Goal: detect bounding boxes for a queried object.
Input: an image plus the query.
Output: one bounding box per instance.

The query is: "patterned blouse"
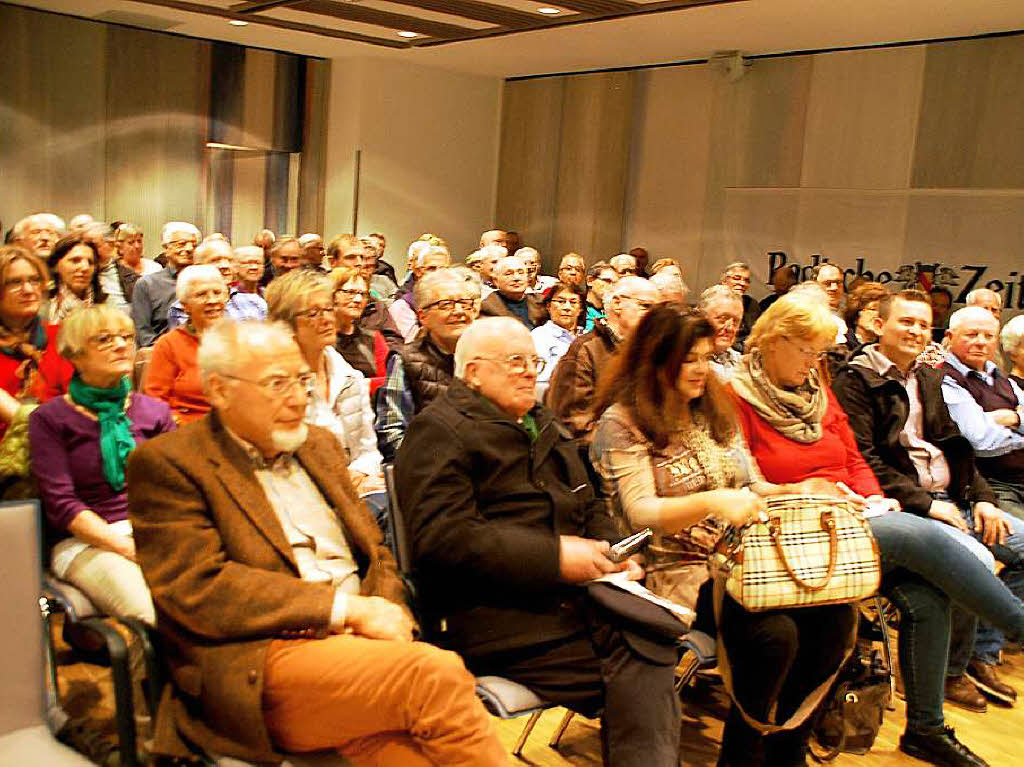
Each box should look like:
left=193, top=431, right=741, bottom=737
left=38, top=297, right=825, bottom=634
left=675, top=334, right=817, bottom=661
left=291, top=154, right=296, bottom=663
left=591, top=402, right=760, bottom=611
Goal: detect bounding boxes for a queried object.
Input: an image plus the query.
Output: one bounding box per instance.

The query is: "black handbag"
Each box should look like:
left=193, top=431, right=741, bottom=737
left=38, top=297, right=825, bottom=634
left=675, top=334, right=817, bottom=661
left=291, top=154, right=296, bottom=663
left=811, top=650, right=892, bottom=762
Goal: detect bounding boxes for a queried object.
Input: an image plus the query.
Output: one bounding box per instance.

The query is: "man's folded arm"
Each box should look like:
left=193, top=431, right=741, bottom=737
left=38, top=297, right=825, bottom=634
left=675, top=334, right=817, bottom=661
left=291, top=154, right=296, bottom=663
left=127, top=444, right=336, bottom=641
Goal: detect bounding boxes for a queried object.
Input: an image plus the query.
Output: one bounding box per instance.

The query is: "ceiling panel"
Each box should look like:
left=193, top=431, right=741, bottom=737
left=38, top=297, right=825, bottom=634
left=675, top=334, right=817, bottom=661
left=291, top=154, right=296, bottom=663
left=359, top=1, right=497, bottom=31
left=6, top=0, right=1024, bottom=78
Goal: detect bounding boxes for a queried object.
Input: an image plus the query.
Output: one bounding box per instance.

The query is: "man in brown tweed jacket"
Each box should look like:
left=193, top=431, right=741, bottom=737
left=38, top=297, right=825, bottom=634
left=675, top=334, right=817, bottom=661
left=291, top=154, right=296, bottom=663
left=127, top=319, right=505, bottom=766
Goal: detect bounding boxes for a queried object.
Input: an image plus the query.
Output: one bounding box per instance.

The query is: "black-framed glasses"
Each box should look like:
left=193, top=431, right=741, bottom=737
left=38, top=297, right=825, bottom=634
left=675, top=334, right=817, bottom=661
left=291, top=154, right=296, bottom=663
left=424, top=298, right=476, bottom=312
left=220, top=372, right=316, bottom=397
left=550, top=297, right=582, bottom=308
left=472, top=354, right=545, bottom=375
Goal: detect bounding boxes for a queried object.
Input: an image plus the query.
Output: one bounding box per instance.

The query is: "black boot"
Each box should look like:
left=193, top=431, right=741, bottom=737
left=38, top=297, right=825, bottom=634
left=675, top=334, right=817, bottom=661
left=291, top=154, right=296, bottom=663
left=899, top=725, right=988, bottom=767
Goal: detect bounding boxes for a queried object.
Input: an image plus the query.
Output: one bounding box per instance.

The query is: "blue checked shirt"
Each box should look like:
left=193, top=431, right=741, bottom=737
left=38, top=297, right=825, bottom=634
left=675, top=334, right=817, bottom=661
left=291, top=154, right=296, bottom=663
left=167, top=287, right=267, bottom=330
left=374, top=354, right=415, bottom=461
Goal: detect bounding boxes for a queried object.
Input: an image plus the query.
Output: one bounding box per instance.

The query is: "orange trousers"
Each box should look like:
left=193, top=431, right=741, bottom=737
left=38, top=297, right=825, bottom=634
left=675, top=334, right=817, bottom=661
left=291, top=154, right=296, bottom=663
left=263, top=635, right=508, bottom=766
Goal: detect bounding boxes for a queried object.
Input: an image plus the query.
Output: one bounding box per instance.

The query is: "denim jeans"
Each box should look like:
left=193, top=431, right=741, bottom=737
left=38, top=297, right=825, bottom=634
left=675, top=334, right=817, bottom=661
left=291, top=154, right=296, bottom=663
left=867, top=512, right=1024, bottom=729
left=927, top=505, right=1024, bottom=671
left=361, top=491, right=392, bottom=551
left=988, top=477, right=1024, bottom=522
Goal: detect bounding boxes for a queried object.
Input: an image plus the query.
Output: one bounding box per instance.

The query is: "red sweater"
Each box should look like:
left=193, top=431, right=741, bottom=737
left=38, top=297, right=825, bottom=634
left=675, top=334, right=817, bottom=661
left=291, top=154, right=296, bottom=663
left=729, top=385, right=882, bottom=497
left=0, top=324, right=73, bottom=437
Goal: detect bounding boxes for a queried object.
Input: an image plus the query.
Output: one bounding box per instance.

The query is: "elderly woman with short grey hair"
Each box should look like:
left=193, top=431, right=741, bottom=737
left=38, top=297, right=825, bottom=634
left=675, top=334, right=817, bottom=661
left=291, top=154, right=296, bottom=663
left=143, top=264, right=226, bottom=423
left=266, top=269, right=390, bottom=539
left=30, top=305, right=175, bottom=624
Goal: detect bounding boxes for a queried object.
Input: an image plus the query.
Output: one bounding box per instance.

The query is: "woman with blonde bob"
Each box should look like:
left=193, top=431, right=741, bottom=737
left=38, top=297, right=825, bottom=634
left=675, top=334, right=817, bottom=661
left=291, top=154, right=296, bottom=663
left=266, top=269, right=390, bottom=540
left=730, top=295, right=1024, bottom=766
left=29, top=305, right=175, bottom=624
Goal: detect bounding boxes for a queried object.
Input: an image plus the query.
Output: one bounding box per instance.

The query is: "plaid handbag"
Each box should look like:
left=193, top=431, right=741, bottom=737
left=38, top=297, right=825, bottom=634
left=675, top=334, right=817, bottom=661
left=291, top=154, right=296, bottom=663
left=709, top=494, right=880, bottom=611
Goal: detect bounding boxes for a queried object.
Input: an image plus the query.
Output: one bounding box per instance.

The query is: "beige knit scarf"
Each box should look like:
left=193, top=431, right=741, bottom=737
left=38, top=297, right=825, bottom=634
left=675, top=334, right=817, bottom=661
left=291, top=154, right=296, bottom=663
left=730, top=350, right=828, bottom=444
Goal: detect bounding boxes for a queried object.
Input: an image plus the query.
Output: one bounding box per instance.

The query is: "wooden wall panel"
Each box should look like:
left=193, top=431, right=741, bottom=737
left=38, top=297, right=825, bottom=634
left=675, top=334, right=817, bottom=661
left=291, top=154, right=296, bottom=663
left=0, top=5, right=107, bottom=226
left=801, top=47, right=925, bottom=190
left=494, top=78, right=565, bottom=269
left=701, top=55, right=813, bottom=276
left=298, top=58, right=330, bottom=237
left=242, top=49, right=278, bottom=151
left=913, top=36, right=1024, bottom=189
left=104, top=26, right=210, bottom=260
left=551, top=71, right=635, bottom=262
left=623, top=66, right=714, bottom=285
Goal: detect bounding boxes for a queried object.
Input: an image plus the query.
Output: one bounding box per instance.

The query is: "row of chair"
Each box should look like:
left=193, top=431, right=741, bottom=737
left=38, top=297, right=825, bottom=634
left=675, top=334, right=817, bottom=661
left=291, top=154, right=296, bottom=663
left=8, top=469, right=897, bottom=766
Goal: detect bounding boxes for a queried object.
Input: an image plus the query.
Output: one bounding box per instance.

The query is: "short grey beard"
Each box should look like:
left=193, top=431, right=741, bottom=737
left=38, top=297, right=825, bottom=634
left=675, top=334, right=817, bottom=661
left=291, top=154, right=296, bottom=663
left=271, top=423, right=308, bottom=453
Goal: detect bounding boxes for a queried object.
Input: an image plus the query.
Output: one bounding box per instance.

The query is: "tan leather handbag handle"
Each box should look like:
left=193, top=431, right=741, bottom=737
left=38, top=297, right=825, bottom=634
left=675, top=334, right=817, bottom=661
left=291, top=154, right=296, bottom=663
left=766, top=511, right=838, bottom=591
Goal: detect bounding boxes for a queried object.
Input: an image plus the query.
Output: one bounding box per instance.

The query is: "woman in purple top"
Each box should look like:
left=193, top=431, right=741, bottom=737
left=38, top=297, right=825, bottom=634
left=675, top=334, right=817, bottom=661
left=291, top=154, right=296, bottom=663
left=29, top=305, right=175, bottom=625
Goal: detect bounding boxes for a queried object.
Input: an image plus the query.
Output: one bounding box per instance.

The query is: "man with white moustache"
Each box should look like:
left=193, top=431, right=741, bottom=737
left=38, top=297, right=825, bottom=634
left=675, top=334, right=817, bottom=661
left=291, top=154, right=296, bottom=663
left=127, top=320, right=506, bottom=766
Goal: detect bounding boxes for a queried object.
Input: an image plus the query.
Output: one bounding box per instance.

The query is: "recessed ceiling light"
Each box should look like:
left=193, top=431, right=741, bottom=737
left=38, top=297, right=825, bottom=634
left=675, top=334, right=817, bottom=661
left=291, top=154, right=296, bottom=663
left=397, top=30, right=418, bottom=38
left=229, top=19, right=248, bottom=26
left=537, top=6, right=561, bottom=14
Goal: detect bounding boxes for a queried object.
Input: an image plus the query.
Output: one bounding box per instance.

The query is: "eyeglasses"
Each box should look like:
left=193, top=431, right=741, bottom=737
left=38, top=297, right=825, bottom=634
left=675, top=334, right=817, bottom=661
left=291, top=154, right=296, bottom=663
left=783, top=336, right=828, bottom=361
left=550, top=297, right=582, bottom=308
left=220, top=372, right=316, bottom=397
left=335, top=288, right=369, bottom=300
left=89, top=331, right=136, bottom=350
left=472, top=354, right=545, bottom=375
left=295, top=305, right=335, bottom=321
left=424, top=298, right=476, bottom=313
left=3, top=275, right=43, bottom=292
left=166, top=240, right=196, bottom=250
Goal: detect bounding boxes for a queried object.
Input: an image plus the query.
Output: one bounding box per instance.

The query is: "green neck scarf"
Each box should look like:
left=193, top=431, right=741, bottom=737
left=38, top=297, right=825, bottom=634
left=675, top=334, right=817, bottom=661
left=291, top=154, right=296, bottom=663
left=69, top=374, right=136, bottom=491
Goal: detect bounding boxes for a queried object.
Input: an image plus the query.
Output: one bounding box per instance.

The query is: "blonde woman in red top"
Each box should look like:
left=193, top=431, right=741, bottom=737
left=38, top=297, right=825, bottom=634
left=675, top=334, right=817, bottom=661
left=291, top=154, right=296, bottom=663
left=730, top=294, right=1024, bottom=767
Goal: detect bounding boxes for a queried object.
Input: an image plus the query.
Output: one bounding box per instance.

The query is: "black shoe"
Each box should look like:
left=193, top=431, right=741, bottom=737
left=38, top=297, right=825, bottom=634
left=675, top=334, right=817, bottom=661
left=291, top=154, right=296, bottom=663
left=900, top=725, right=988, bottom=767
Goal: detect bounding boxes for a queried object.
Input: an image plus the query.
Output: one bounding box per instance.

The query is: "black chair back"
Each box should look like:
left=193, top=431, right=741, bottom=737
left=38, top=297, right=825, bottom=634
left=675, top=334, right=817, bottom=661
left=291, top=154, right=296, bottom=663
left=382, top=464, right=412, bottom=575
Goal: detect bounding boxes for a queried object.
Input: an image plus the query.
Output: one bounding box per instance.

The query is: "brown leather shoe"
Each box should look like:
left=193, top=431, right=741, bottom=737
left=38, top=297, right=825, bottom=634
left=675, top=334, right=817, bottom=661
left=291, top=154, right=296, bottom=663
left=966, top=660, right=1018, bottom=705
left=945, top=675, right=987, bottom=713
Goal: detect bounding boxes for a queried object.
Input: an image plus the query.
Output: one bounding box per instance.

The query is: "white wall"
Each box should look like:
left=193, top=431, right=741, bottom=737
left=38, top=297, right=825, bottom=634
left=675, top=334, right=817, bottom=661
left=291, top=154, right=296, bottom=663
left=323, top=57, right=503, bottom=275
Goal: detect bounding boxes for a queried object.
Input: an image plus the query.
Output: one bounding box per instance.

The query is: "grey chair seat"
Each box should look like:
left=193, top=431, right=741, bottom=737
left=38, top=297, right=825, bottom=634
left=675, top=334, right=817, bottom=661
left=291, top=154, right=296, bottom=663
left=474, top=676, right=549, bottom=718
left=0, top=724, right=95, bottom=766
left=43, top=576, right=100, bottom=621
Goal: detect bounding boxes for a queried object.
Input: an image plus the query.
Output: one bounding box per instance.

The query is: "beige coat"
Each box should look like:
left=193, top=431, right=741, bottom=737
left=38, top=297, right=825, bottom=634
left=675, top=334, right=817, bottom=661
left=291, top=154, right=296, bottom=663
left=126, top=412, right=407, bottom=762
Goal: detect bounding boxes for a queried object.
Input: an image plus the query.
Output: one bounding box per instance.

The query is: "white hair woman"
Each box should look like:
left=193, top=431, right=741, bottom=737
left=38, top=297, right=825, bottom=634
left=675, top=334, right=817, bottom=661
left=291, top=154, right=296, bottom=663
left=266, top=269, right=390, bottom=541
left=1001, top=315, right=1024, bottom=388
left=143, top=264, right=226, bottom=423
left=29, top=305, right=175, bottom=624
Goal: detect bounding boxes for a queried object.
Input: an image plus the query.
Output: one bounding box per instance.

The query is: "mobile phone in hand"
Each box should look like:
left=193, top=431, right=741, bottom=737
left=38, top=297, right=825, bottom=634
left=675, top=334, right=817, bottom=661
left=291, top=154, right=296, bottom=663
left=608, top=528, right=653, bottom=563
